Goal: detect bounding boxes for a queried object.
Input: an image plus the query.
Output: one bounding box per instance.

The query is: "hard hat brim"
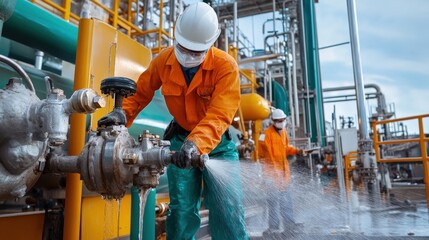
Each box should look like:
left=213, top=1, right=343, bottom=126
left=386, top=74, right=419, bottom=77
left=175, top=27, right=220, bottom=52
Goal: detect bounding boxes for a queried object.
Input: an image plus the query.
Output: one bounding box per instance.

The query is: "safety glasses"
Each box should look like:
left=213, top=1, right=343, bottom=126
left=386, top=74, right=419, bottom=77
left=174, top=40, right=207, bottom=58
left=273, top=118, right=286, bottom=123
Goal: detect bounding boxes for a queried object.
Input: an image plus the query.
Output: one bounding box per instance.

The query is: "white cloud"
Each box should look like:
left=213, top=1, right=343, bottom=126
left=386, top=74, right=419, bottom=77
left=317, top=0, right=429, bottom=135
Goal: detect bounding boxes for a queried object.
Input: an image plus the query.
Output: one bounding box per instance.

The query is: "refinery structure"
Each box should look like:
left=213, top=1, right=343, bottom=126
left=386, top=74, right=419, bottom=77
left=0, top=0, right=428, bottom=239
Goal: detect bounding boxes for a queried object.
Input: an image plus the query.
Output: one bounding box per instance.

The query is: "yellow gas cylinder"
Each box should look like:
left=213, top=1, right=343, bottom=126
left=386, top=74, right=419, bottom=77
left=240, top=93, right=271, bottom=121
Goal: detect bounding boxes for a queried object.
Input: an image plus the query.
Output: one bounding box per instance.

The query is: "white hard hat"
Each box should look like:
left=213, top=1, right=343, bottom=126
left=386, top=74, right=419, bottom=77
left=271, top=108, right=287, bottom=120
left=174, top=2, right=221, bottom=51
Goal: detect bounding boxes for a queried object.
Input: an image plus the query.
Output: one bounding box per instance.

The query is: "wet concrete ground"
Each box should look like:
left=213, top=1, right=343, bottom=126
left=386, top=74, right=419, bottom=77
left=242, top=165, right=429, bottom=239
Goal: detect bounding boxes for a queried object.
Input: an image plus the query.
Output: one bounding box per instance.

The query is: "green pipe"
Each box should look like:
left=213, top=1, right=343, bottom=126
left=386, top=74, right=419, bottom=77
left=2, top=0, right=77, bottom=63
left=272, top=80, right=289, bottom=116
left=131, top=187, right=157, bottom=240
left=0, top=58, right=73, bottom=98
left=0, top=0, right=16, bottom=21
left=302, top=0, right=325, bottom=146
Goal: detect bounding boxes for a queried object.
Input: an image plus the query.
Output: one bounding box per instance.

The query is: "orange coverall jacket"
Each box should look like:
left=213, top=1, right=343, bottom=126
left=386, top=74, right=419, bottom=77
left=123, top=46, right=240, bottom=154
left=260, top=125, right=299, bottom=187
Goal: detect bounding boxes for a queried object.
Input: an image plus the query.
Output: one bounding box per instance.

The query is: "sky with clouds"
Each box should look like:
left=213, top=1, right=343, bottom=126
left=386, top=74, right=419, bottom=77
left=183, top=0, right=429, bottom=134
left=235, top=0, right=429, bottom=134
left=315, top=0, right=429, bottom=134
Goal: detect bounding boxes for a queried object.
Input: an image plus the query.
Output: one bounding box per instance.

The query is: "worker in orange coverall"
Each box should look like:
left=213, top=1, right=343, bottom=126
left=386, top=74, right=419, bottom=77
left=259, top=108, right=304, bottom=235
left=99, top=2, right=248, bottom=239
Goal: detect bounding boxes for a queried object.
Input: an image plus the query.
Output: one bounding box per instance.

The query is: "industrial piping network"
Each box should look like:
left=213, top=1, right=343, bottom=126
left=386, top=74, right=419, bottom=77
left=0, top=56, right=205, bottom=201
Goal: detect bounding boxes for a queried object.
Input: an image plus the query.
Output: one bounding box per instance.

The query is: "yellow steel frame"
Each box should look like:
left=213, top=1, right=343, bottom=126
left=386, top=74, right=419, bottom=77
left=30, top=0, right=172, bottom=53
left=344, top=151, right=357, bottom=199
left=64, top=18, right=151, bottom=239
left=372, top=113, right=429, bottom=208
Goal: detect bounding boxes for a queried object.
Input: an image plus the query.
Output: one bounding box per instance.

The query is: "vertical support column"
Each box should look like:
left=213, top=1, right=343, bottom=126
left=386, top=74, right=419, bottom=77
left=252, top=120, right=262, bottom=161
left=63, top=18, right=94, bottom=240
left=346, top=0, right=380, bottom=200
left=301, top=0, right=325, bottom=146
left=418, top=118, right=429, bottom=208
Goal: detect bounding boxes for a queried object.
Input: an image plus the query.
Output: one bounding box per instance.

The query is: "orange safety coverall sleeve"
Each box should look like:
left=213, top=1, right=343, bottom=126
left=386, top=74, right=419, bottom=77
left=123, top=47, right=240, bottom=154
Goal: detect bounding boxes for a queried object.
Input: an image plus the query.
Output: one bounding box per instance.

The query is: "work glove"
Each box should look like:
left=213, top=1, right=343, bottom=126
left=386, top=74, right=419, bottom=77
left=174, top=140, right=199, bottom=169
left=98, top=108, right=127, bottom=127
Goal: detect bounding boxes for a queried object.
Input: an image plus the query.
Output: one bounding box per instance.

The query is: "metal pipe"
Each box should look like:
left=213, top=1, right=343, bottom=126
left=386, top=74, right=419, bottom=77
left=46, top=155, right=80, bottom=173
left=34, top=50, right=44, bottom=70
left=0, top=54, right=35, bottom=92
left=347, top=0, right=380, bottom=201
left=323, top=83, right=387, bottom=117
left=272, top=0, right=276, bottom=34
left=272, top=0, right=278, bottom=53
left=263, top=61, right=268, bottom=100
left=3, top=0, right=78, bottom=63
left=268, top=70, right=273, bottom=103
left=224, top=20, right=229, bottom=52
left=291, top=26, right=299, bottom=128
left=299, top=0, right=311, bottom=138
left=347, top=0, right=369, bottom=140
left=263, top=30, right=300, bottom=129
left=233, top=2, right=237, bottom=49
left=238, top=53, right=278, bottom=64
left=287, top=55, right=295, bottom=138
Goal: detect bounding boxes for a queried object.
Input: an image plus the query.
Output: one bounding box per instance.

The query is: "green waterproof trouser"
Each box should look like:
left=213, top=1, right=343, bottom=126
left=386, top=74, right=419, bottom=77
left=165, top=131, right=248, bottom=240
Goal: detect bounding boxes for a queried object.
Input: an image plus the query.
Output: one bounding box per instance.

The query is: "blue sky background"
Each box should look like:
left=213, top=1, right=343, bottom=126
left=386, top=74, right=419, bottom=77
left=315, top=0, right=429, bottom=134
left=184, top=0, right=429, bottom=134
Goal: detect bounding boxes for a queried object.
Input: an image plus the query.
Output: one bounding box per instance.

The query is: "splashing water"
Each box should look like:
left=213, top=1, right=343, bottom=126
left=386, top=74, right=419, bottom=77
left=117, top=199, right=121, bottom=239
left=103, top=198, right=115, bottom=240
left=138, top=189, right=150, bottom=240
left=203, top=159, right=429, bottom=239
left=101, top=196, right=122, bottom=240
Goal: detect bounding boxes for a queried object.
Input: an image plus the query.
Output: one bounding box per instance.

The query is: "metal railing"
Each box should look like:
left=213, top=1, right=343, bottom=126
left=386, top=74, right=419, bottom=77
left=30, top=0, right=172, bottom=54
left=373, top=113, right=429, bottom=207
left=344, top=151, right=357, bottom=199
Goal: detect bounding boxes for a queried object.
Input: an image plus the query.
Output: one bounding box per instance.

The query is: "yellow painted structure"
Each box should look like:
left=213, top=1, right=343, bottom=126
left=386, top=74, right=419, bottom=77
left=372, top=113, right=429, bottom=208
left=0, top=211, right=45, bottom=239
left=240, top=93, right=271, bottom=121
left=64, top=18, right=151, bottom=239
left=81, top=195, right=133, bottom=239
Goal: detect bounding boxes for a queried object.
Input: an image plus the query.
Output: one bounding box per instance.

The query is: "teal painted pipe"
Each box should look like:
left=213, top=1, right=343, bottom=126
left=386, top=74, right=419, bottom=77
left=130, top=187, right=157, bottom=240
left=302, top=0, right=325, bottom=146
left=2, top=0, right=77, bottom=63
left=0, top=58, right=73, bottom=98
left=0, top=0, right=16, bottom=36
left=272, top=80, right=289, bottom=115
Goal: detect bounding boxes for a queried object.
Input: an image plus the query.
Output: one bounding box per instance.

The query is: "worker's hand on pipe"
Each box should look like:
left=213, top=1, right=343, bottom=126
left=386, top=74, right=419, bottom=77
left=175, top=140, right=199, bottom=169
left=98, top=108, right=126, bottom=127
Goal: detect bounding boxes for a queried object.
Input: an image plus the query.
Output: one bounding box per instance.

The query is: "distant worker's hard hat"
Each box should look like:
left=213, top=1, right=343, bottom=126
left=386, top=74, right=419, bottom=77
left=174, top=2, right=221, bottom=51
left=271, top=108, right=287, bottom=120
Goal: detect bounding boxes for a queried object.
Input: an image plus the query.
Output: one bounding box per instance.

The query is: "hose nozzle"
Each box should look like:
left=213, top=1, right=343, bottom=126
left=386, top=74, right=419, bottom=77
left=169, top=152, right=208, bottom=170
left=193, top=154, right=208, bottom=170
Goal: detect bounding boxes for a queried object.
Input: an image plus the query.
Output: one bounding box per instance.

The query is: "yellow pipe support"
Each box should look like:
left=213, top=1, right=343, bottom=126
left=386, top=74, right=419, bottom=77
left=418, top=118, right=429, bottom=208
left=377, top=138, right=421, bottom=145
left=373, top=113, right=429, bottom=207
left=63, top=18, right=94, bottom=240
left=376, top=113, right=429, bottom=124
left=239, top=69, right=259, bottom=89
left=113, top=0, right=119, bottom=27
left=63, top=0, right=71, bottom=21
left=252, top=120, right=262, bottom=161
left=377, top=157, right=425, bottom=163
